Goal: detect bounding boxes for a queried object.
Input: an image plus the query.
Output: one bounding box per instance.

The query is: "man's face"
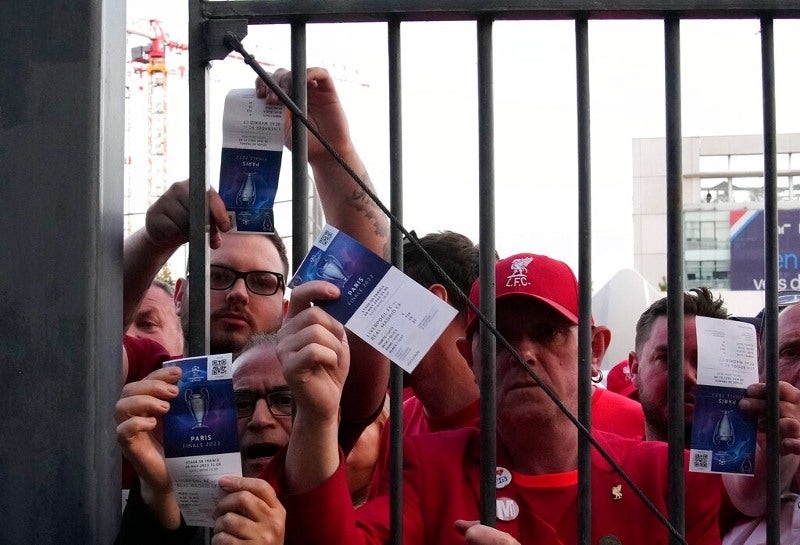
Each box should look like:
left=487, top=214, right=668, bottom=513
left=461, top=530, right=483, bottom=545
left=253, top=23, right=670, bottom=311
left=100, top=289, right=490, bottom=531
left=179, top=234, right=286, bottom=354
left=233, top=343, right=292, bottom=477
left=126, top=285, right=184, bottom=357
left=631, top=315, right=698, bottom=443
left=778, top=303, right=800, bottom=387
left=466, top=298, right=579, bottom=428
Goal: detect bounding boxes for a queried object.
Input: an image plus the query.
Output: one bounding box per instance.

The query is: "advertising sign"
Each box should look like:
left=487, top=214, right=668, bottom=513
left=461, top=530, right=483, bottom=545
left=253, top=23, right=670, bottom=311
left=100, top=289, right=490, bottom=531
left=730, top=209, right=800, bottom=290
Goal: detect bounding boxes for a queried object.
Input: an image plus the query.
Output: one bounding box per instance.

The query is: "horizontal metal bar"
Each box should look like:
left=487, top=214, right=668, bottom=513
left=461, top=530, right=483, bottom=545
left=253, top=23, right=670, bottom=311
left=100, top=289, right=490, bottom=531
left=202, top=0, right=800, bottom=23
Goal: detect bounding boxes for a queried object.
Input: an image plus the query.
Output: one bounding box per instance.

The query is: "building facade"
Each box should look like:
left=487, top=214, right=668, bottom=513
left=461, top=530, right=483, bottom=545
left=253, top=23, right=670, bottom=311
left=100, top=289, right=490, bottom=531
left=633, top=133, right=800, bottom=313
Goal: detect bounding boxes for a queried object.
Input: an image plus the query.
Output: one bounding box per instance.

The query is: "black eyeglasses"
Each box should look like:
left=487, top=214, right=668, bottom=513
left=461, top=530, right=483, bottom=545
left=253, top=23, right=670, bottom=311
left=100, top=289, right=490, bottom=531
left=209, top=265, right=285, bottom=296
left=233, top=389, right=294, bottom=419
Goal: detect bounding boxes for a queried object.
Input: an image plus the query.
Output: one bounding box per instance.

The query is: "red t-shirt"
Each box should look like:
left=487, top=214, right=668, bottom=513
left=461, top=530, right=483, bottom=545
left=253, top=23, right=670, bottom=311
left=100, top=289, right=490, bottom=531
left=592, top=386, right=645, bottom=439
left=121, top=335, right=171, bottom=489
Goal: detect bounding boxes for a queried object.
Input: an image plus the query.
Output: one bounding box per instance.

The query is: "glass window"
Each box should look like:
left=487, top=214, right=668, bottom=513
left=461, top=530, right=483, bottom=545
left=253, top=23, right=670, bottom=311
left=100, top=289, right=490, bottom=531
left=699, top=155, right=729, bottom=172
left=730, top=154, right=764, bottom=171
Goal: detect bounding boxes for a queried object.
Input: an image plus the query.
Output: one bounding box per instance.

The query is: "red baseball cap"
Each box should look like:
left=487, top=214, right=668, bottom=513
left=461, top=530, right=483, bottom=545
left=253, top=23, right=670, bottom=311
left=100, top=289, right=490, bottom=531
left=606, top=359, right=638, bottom=399
left=465, top=253, right=587, bottom=336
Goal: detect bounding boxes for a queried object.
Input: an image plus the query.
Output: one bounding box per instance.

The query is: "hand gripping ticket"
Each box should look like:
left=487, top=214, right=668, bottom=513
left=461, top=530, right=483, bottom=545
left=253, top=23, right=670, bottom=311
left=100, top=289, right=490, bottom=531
left=290, top=224, right=457, bottom=373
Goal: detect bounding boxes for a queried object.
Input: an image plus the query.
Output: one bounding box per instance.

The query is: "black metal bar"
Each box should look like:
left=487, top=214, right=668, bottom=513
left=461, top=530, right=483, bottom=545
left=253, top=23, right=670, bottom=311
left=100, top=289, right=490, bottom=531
left=575, top=13, right=592, bottom=545
left=188, top=0, right=211, bottom=357
left=387, top=17, right=405, bottom=545
left=760, top=17, right=780, bottom=545
left=477, top=15, right=497, bottom=527
left=664, top=15, right=686, bottom=545
left=291, top=24, right=309, bottom=270
left=202, top=0, right=800, bottom=23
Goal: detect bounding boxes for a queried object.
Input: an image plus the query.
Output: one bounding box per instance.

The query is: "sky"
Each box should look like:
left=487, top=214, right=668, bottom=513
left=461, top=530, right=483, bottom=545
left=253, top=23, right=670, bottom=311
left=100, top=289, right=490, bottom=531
left=125, top=3, right=800, bottom=291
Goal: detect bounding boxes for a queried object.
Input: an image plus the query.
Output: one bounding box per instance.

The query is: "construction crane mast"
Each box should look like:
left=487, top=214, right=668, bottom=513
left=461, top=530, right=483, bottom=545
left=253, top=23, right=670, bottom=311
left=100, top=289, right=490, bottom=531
left=127, top=19, right=187, bottom=230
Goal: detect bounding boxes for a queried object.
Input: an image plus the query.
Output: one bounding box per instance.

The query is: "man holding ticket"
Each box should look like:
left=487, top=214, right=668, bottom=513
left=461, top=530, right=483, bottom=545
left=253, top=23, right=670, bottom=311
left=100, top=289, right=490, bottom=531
left=266, top=253, right=722, bottom=545
left=116, top=335, right=288, bottom=543
left=722, top=301, right=800, bottom=543
left=122, top=66, right=389, bottom=446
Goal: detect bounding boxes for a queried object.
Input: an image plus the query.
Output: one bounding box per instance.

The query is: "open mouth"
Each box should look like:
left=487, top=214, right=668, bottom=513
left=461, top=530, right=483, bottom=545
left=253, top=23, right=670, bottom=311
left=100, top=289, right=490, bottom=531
left=243, top=443, right=281, bottom=460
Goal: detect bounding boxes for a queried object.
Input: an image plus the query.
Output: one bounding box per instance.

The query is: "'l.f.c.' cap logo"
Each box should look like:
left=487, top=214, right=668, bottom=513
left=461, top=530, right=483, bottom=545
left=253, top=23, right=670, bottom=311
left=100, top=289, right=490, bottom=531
left=506, top=256, right=533, bottom=288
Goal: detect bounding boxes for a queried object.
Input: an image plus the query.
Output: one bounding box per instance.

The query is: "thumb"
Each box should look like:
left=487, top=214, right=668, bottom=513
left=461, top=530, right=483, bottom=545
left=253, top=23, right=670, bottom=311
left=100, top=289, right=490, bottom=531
left=454, top=519, right=480, bottom=535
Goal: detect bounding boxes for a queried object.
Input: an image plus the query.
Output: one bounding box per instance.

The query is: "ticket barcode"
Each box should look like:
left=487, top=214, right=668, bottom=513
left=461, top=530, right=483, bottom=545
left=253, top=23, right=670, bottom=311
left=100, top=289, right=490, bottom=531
left=689, top=449, right=712, bottom=472
left=210, top=357, right=229, bottom=377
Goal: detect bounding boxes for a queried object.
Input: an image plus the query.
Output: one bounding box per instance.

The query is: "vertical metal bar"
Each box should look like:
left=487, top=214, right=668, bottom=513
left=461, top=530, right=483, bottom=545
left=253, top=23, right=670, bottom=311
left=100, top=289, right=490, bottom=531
left=387, top=17, right=405, bottom=545
left=575, top=14, right=593, bottom=545
left=477, top=15, right=497, bottom=527
left=291, top=23, right=309, bottom=269
left=664, top=15, right=686, bottom=545
left=187, top=0, right=210, bottom=357
left=760, top=17, right=780, bottom=545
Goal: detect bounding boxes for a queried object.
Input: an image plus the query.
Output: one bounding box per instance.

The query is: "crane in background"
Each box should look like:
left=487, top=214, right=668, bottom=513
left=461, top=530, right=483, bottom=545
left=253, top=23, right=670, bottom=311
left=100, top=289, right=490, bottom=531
left=125, top=19, right=187, bottom=235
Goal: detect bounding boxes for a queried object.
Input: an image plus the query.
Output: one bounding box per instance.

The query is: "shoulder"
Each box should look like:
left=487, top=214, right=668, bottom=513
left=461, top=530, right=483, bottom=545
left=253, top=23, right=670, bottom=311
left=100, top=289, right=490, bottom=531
left=404, top=427, right=481, bottom=471
left=123, top=335, right=171, bottom=383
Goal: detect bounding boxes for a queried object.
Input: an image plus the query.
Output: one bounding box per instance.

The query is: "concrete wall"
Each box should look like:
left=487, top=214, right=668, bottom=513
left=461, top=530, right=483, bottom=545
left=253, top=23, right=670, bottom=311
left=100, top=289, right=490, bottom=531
left=0, top=1, right=124, bottom=542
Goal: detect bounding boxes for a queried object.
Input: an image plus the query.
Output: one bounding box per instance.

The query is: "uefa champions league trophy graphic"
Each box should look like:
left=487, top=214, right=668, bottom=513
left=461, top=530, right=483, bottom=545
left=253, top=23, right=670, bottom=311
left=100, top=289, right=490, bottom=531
left=236, top=171, right=256, bottom=206
left=316, top=253, right=351, bottom=289
left=712, top=409, right=735, bottom=465
left=185, top=387, right=211, bottom=429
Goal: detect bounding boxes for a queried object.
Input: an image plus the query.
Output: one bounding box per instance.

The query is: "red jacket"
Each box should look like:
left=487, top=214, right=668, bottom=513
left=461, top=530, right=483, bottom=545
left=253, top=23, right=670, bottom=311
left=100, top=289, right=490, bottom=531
left=266, top=428, right=721, bottom=545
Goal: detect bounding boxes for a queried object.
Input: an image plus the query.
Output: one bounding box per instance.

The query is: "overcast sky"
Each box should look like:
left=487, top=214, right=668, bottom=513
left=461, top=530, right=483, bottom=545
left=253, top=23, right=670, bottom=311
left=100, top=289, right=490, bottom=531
left=126, top=4, right=800, bottom=290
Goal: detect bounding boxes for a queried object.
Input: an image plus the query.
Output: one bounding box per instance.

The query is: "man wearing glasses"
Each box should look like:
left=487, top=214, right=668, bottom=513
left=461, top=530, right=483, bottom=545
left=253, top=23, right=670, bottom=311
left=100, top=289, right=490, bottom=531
left=118, top=66, right=390, bottom=539
left=122, top=66, right=389, bottom=445
left=116, top=333, right=291, bottom=543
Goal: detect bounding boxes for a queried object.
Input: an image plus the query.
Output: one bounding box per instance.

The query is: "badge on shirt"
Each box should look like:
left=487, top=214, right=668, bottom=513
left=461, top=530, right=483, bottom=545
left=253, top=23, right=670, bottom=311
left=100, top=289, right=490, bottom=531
left=496, top=466, right=512, bottom=489
left=496, top=497, right=519, bottom=521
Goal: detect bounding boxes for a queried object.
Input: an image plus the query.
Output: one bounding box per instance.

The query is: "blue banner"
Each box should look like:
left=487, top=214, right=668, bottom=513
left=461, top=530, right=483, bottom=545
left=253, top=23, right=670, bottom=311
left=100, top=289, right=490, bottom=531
left=729, top=209, right=800, bottom=290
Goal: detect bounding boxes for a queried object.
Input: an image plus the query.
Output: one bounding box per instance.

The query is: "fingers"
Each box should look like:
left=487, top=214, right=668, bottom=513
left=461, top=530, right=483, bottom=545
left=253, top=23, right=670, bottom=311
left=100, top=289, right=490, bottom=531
left=116, top=367, right=181, bottom=412
left=208, top=187, right=232, bottom=249
left=455, top=520, right=479, bottom=535
left=454, top=520, right=521, bottom=545
left=217, top=476, right=282, bottom=510
left=255, top=67, right=335, bottom=105
left=782, top=437, right=800, bottom=456
left=284, top=280, right=341, bottom=321
left=779, top=416, right=800, bottom=455
left=212, top=477, right=286, bottom=544
left=255, top=68, right=291, bottom=105
left=145, top=181, right=191, bottom=247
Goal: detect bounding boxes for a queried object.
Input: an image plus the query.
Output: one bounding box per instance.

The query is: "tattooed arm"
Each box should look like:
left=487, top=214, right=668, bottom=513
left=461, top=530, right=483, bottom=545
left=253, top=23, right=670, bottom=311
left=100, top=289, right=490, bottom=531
left=258, top=67, right=390, bottom=451
left=257, top=67, right=389, bottom=259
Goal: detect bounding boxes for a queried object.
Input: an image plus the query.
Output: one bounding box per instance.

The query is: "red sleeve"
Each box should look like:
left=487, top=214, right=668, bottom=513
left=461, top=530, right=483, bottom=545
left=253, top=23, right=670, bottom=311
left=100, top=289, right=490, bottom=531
left=263, top=447, right=382, bottom=545
left=121, top=335, right=172, bottom=489
left=684, top=456, right=723, bottom=545
left=123, top=335, right=170, bottom=383
left=262, top=438, right=430, bottom=545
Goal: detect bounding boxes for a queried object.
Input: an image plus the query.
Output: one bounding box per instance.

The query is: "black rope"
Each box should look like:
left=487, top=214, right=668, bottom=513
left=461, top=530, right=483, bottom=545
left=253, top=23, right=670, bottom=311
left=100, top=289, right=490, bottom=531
left=223, top=32, right=687, bottom=545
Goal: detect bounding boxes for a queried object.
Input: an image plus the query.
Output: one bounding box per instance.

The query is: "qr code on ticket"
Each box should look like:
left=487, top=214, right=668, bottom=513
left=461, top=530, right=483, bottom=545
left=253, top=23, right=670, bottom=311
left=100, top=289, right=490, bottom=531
left=689, top=450, right=712, bottom=472
left=210, top=357, right=229, bottom=377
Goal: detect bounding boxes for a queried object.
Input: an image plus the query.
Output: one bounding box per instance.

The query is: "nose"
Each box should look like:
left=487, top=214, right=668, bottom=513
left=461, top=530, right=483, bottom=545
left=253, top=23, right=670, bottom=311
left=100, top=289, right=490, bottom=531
left=684, top=358, right=698, bottom=387
left=247, top=398, right=278, bottom=430
left=226, top=277, right=250, bottom=304
left=509, top=334, right=537, bottom=366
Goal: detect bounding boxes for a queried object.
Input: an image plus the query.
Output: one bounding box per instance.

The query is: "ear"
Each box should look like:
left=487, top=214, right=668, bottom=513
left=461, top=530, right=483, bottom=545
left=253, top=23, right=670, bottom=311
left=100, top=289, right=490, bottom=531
left=174, top=277, right=187, bottom=316
left=282, top=297, right=289, bottom=317
left=428, top=283, right=449, bottom=303
left=455, top=336, right=473, bottom=368
left=590, top=325, right=611, bottom=372
left=628, top=351, right=640, bottom=385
